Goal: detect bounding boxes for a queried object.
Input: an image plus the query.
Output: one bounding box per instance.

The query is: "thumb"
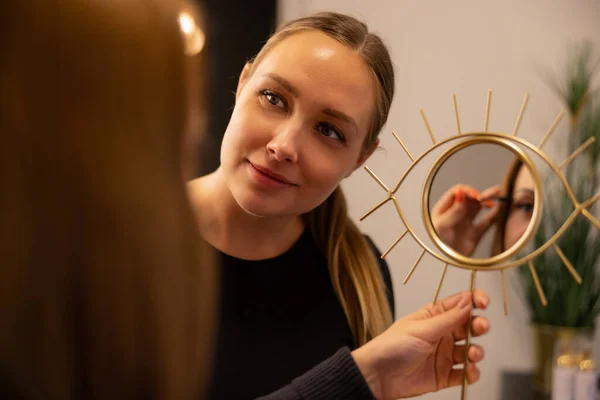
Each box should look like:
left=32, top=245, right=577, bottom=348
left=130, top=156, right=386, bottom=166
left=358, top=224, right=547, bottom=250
left=420, top=299, right=471, bottom=339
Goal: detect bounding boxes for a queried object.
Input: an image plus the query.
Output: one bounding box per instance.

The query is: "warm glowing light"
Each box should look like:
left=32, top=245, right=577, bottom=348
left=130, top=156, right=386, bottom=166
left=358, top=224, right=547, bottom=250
left=178, top=12, right=205, bottom=56
left=179, top=13, right=195, bottom=34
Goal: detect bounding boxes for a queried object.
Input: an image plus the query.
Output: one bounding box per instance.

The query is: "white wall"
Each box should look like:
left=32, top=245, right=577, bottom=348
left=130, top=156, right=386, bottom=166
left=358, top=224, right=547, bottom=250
left=278, top=1, right=600, bottom=399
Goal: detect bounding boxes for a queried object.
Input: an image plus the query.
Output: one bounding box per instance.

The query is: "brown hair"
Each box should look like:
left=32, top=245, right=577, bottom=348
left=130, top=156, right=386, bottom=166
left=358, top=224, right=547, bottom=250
left=491, top=157, right=524, bottom=256
left=0, top=1, right=215, bottom=398
left=247, top=12, right=395, bottom=346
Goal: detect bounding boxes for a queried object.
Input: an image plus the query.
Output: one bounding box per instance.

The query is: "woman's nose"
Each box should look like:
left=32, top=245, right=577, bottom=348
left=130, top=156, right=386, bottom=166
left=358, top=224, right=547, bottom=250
left=265, top=123, right=303, bottom=163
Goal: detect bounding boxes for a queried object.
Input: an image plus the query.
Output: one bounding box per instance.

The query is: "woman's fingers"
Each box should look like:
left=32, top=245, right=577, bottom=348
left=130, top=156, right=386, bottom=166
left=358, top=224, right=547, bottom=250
left=433, top=184, right=479, bottom=216
left=452, top=344, right=485, bottom=364
left=434, top=184, right=500, bottom=215
left=447, top=363, right=481, bottom=387
left=442, top=196, right=473, bottom=227
left=453, top=316, right=491, bottom=341
left=472, top=289, right=490, bottom=310
left=472, top=316, right=491, bottom=337
left=474, top=204, right=501, bottom=237
left=463, top=185, right=481, bottom=201
left=437, top=289, right=489, bottom=312
left=478, top=185, right=502, bottom=202
left=432, top=184, right=462, bottom=215
left=433, top=204, right=468, bottom=237
left=450, top=290, right=491, bottom=340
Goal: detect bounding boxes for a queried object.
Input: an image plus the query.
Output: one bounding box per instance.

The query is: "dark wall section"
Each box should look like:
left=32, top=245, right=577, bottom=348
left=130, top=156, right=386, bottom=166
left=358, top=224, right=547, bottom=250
left=196, top=0, right=278, bottom=176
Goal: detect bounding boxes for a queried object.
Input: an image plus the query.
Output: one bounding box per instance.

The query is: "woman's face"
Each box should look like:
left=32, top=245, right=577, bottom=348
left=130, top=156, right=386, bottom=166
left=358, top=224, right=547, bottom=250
left=503, top=165, right=535, bottom=250
left=219, top=30, right=377, bottom=217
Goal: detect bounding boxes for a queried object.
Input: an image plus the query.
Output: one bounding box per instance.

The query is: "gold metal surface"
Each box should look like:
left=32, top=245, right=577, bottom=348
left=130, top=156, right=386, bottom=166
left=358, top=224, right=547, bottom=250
left=528, top=261, right=548, bottom=306
left=382, top=229, right=408, bottom=259
left=583, top=208, right=600, bottom=229
left=553, top=244, right=582, bottom=284
left=559, top=137, right=596, bottom=169
left=392, top=131, right=415, bottom=161
left=453, top=95, right=462, bottom=135
left=582, top=192, right=600, bottom=208
left=364, top=166, right=390, bottom=192
left=484, top=89, right=492, bottom=132
left=461, top=270, right=477, bottom=400
left=433, top=264, right=448, bottom=304
left=539, top=111, right=565, bottom=149
left=420, top=109, right=437, bottom=144
left=501, top=270, right=508, bottom=316
left=403, top=249, right=426, bottom=284
left=512, top=94, right=529, bottom=136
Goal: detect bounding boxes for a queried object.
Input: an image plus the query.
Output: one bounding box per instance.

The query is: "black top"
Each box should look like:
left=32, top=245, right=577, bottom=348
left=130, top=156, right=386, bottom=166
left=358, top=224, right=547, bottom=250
left=207, top=229, right=394, bottom=399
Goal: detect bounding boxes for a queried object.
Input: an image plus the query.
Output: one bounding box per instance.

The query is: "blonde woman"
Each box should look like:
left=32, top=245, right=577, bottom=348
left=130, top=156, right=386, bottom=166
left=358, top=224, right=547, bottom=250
left=188, top=12, right=490, bottom=399
left=0, top=0, right=215, bottom=398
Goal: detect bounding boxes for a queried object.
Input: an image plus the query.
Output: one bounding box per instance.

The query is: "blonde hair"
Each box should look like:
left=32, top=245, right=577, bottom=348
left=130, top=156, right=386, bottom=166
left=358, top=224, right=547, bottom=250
left=0, top=1, right=215, bottom=398
left=248, top=12, right=395, bottom=346
left=491, top=157, right=524, bottom=256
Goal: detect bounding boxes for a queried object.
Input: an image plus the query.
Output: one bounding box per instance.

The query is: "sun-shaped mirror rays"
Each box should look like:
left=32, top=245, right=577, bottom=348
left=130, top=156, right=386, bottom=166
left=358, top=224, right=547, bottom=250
left=359, top=90, right=599, bottom=400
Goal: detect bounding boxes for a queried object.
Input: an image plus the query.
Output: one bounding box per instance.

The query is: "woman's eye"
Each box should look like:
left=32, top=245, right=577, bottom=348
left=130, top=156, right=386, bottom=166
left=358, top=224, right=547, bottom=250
left=260, top=90, right=287, bottom=109
left=513, top=202, right=534, bottom=213
left=317, top=123, right=345, bottom=142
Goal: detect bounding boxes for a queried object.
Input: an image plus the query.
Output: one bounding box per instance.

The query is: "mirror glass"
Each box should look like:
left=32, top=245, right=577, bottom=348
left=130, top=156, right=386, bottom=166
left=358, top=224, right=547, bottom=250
left=427, top=142, right=537, bottom=260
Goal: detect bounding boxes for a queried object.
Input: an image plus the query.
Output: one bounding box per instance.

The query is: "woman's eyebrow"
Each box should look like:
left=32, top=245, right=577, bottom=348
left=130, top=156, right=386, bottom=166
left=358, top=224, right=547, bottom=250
left=265, top=73, right=299, bottom=97
left=322, top=107, right=358, bottom=133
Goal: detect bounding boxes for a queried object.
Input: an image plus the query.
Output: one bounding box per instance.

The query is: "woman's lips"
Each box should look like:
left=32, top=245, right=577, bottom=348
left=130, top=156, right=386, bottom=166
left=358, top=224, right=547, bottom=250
left=247, top=161, right=297, bottom=189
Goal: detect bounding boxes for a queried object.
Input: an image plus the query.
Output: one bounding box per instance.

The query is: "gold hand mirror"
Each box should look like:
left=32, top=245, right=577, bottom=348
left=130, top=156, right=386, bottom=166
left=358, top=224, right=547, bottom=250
left=360, top=90, right=600, bottom=399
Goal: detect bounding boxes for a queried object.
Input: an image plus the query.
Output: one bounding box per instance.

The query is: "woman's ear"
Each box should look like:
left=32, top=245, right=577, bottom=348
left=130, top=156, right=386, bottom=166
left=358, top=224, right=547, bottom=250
left=345, top=138, right=380, bottom=178
left=357, top=138, right=379, bottom=167
left=235, top=62, right=253, bottom=100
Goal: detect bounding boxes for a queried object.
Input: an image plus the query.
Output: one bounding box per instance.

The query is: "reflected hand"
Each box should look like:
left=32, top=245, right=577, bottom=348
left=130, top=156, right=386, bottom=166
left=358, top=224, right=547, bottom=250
left=431, top=184, right=502, bottom=257
left=352, top=290, right=490, bottom=399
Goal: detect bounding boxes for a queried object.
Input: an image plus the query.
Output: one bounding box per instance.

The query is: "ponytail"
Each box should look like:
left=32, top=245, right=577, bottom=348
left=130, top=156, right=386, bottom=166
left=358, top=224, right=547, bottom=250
left=305, top=187, right=393, bottom=346
left=251, top=11, right=397, bottom=346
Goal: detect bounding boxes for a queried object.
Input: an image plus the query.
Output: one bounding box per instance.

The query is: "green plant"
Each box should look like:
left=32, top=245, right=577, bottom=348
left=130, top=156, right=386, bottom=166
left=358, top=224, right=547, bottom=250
left=518, top=41, right=600, bottom=328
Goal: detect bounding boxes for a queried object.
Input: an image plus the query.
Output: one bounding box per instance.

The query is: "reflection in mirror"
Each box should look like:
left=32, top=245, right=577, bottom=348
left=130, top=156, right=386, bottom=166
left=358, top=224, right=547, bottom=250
left=428, top=143, right=536, bottom=260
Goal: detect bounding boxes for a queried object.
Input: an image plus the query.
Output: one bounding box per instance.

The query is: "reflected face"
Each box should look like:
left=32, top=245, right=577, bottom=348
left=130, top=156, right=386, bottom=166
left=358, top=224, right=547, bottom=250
left=219, top=31, right=376, bottom=217
left=503, top=165, right=535, bottom=250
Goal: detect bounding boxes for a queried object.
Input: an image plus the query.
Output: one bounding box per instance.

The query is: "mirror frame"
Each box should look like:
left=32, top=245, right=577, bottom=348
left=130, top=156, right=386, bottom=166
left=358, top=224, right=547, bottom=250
left=422, top=136, right=544, bottom=267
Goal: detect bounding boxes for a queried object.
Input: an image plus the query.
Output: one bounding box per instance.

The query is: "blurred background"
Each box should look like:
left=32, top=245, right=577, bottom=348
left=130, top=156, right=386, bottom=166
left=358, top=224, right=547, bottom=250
left=195, top=0, right=277, bottom=175
left=199, top=1, right=600, bottom=399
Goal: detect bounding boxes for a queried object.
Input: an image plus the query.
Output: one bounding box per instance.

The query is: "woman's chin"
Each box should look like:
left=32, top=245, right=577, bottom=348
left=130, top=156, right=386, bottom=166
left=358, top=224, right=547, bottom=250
left=234, top=192, right=313, bottom=220
left=233, top=193, right=285, bottom=218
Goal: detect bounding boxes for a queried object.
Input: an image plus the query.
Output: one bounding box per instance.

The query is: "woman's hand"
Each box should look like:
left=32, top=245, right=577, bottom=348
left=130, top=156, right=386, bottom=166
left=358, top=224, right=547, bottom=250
left=351, top=290, right=490, bottom=399
left=431, top=184, right=501, bottom=257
